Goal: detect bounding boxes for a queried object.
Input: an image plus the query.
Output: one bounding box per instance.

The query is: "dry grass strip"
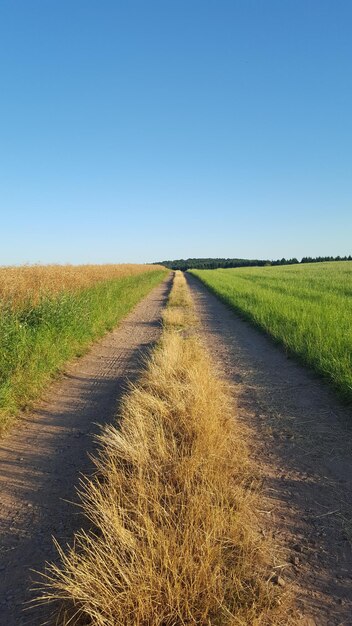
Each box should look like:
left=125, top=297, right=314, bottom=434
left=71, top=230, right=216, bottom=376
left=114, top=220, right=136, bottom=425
left=37, top=271, right=288, bottom=625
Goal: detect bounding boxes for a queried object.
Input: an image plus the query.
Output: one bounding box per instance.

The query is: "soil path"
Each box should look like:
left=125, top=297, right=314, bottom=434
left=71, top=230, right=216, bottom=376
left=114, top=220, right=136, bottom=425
left=0, top=274, right=172, bottom=626
left=186, top=273, right=352, bottom=626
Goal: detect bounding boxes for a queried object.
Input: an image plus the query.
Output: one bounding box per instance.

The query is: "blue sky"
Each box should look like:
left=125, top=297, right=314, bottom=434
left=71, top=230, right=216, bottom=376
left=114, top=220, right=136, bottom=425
left=0, top=0, right=351, bottom=264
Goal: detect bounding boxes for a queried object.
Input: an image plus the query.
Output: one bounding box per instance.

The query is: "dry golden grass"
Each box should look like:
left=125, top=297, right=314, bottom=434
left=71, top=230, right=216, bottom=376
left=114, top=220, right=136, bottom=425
left=0, top=263, right=164, bottom=309
left=38, top=272, right=288, bottom=625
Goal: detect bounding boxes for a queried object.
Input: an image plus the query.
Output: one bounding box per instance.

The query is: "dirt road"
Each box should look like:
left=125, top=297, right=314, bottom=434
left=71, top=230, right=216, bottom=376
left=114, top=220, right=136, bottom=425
left=186, top=273, right=352, bottom=626
left=0, top=275, right=172, bottom=626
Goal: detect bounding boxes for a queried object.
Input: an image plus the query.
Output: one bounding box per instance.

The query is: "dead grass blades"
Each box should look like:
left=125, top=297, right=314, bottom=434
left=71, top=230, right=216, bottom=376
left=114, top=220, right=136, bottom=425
left=37, top=271, right=288, bottom=625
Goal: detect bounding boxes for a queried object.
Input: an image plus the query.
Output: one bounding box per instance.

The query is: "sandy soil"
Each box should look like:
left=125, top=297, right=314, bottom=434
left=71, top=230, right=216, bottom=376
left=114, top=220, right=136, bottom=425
left=0, top=275, right=172, bottom=626
left=186, top=273, right=352, bottom=626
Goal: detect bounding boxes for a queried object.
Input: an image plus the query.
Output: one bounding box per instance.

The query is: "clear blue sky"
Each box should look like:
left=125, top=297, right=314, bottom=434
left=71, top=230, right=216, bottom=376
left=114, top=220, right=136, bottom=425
left=0, top=0, right=351, bottom=264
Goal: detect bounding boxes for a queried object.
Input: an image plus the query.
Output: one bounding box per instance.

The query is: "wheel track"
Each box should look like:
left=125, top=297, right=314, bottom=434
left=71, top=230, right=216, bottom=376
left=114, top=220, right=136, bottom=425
left=186, top=272, right=352, bottom=626
left=0, top=274, right=172, bottom=625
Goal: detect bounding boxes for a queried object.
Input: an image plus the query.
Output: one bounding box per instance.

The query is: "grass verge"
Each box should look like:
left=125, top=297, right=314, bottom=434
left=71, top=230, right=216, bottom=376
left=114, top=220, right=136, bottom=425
left=0, top=269, right=167, bottom=432
left=191, top=262, right=352, bottom=402
left=38, top=271, right=288, bottom=625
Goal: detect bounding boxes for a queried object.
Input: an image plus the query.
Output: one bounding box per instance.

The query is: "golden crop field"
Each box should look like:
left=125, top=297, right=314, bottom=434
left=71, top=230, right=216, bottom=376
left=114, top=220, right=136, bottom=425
left=0, top=263, right=164, bottom=309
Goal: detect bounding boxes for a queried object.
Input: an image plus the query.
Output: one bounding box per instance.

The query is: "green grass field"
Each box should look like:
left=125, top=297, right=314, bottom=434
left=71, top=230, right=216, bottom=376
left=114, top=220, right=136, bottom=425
left=191, top=262, right=352, bottom=401
left=0, top=269, right=166, bottom=431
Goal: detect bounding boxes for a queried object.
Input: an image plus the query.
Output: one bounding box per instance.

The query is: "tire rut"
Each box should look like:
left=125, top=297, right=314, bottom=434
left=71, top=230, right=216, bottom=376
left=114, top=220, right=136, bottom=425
left=186, top=272, right=352, bottom=626
left=0, top=274, right=172, bottom=625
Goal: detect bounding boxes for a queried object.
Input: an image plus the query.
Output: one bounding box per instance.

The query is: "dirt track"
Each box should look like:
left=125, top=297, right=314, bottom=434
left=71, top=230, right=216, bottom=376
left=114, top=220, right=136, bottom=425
left=1, top=271, right=352, bottom=625
left=186, top=273, right=352, bottom=626
left=0, top=275, right=172, bottom=626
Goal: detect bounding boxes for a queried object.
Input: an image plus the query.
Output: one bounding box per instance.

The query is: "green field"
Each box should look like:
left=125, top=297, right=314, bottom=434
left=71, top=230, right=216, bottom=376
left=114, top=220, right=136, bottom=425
left=0, top=268, right=166, bottom=431
left=191, top=262, right=352, bottom=401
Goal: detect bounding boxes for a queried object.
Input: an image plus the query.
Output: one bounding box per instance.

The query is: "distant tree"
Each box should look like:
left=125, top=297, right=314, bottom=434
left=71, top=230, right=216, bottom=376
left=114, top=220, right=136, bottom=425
left=153, top=255, right=351, bottom=271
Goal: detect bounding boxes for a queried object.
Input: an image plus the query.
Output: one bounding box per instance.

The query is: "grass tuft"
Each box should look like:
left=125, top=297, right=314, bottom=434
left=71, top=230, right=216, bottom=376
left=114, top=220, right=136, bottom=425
left=37, top=272, right=288, bottom=625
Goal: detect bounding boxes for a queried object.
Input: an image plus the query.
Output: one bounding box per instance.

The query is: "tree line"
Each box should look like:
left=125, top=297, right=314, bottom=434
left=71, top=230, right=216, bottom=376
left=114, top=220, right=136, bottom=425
left=154, top=256, right=352, bottom=271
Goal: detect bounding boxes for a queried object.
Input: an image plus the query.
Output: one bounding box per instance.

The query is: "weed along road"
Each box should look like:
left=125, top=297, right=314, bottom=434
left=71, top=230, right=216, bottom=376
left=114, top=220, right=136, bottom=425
left=186, top=272, right=352, bottom=625
left=0, top=275, right=172, bottom=626
left=40, top=271, right=284, bottom=625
